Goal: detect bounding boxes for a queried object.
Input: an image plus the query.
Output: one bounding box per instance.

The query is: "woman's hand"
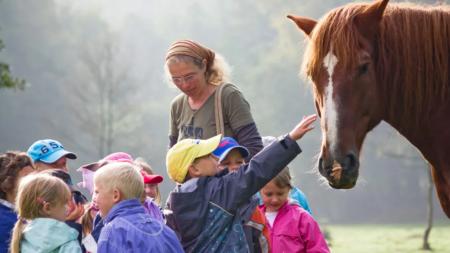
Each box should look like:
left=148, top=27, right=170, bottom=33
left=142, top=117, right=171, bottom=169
left=288, top=114, right=317, bottom=141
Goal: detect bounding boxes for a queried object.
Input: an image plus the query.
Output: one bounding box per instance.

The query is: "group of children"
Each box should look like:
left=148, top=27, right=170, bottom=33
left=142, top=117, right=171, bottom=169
left=0, top=114, right=330, bottom=252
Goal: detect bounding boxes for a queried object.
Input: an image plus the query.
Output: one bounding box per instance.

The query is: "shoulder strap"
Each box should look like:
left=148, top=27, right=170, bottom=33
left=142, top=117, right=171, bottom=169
left=214, top=83, right=230, bottom=135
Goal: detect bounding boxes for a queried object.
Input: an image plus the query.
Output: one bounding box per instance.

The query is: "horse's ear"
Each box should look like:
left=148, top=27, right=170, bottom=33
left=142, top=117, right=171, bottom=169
left=287, top=15, right=317, bottom=37
left=354, top=0, right=389, bottom=41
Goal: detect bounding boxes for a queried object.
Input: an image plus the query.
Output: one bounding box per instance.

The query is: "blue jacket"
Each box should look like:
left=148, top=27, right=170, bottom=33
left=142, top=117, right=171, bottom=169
left=0, top=200, right=17, bottom=253
left=21, top=218, right=81, bottom=253
left=290, top=187, right=312, bottom=214
left=97, top=199, right=183, bottom=253
left=166, top=135, right=302, bottom=253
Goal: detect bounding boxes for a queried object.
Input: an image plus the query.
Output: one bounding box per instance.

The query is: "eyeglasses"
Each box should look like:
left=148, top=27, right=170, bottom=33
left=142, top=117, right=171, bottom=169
left=171, top=72, right=199, bottom=85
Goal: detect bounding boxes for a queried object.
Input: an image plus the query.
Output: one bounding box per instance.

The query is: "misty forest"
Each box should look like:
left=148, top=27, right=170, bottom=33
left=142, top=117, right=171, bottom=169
left=1, top=0, right=450, bottom=251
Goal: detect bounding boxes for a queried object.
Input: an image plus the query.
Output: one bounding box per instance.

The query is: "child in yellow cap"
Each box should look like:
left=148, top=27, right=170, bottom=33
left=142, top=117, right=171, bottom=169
left=165, top=114, right=317, bottom=253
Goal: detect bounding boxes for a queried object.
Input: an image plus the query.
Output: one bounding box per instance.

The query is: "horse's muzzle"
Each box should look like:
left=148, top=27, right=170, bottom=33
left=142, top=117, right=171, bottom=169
left=319, top=153, right=359, bottom=189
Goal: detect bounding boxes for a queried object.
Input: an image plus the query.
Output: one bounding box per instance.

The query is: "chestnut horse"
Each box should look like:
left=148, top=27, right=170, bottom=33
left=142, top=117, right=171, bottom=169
left=288, top=0, right=450, bottom=218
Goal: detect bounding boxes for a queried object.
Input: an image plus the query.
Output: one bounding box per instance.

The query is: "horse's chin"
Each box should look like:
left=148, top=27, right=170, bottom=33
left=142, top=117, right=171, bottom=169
left=328, top=178, right=357, bottom=189
left=319, top=159, right=359, bottom=189
left=327, top=166, right=358, bottom=188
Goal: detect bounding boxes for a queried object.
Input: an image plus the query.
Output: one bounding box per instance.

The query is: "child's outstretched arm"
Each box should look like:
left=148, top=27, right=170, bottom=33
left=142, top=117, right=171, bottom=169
left=216, top=114, right=317, bottom=211
left=288, top=114, right=317, bottom=141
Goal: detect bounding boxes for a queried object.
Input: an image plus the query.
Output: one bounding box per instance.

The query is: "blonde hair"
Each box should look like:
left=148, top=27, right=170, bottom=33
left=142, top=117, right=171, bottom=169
left=134, top=157, right=161, bottom=205
left=164, top=53, right=231, bottom=86
left=10, top=174, right=71, bottom=253
left=94, top=162, right=144, bottom=200
left=80, top=204, right=95, bottom=236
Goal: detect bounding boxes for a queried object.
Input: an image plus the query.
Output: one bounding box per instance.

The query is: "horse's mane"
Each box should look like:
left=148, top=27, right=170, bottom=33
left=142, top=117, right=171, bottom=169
left=304, top=2, right=450, bottom=121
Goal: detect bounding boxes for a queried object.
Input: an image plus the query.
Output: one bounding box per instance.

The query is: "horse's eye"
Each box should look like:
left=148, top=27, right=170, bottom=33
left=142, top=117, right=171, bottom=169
left=357, top=63, right=369, bottom=76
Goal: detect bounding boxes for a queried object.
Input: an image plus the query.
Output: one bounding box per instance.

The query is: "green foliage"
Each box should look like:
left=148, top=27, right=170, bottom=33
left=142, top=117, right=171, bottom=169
left=0, top=38, right=25, bottom=90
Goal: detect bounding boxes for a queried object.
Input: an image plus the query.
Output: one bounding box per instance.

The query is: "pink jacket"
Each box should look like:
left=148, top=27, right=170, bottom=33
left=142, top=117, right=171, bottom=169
left=259, top=202, right=330, bottom=253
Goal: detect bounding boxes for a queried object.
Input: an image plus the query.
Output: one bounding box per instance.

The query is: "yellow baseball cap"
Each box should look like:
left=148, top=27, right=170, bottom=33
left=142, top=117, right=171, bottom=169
left=166, top=135, right=222, bottom=184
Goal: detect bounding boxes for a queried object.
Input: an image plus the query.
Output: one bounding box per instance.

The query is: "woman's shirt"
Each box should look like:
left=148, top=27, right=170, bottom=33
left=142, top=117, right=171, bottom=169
left=170, top=84, right=253, bottom=140
left=170, top=83, right=262, bottom=158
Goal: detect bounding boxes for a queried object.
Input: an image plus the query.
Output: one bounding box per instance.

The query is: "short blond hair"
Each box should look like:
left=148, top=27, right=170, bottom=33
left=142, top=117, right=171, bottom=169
left=94, top=162, right=143, bottom=200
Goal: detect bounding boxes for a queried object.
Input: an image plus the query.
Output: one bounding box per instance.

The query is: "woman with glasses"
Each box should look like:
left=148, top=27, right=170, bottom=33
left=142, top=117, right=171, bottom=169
left=165, top=39, right=263, bottom=160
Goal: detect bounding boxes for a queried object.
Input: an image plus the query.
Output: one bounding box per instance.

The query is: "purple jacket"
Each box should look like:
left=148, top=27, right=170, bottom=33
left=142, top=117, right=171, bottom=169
left=97, top=199, right=183, bottom=253
left=259, top=202, right=330, bottom=253
left=142, top=197, right=164, bottom=222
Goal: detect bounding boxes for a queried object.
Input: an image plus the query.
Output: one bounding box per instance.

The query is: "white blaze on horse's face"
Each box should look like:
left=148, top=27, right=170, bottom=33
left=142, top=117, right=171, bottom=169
left=323, top=52, right=338, bottom=152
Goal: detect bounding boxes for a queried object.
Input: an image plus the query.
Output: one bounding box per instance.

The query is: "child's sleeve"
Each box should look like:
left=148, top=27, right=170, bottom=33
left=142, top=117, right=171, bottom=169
left=298, top=212, right=330, bottom=253
left=217, top=135, right=302, bottom=211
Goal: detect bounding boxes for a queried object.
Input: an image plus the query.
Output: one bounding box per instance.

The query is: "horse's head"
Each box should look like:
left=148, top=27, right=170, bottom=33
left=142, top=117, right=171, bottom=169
left=288, top=0, right=389, bottom=189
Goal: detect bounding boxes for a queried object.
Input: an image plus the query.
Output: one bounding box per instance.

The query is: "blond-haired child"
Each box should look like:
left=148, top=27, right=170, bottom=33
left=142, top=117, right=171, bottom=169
left=10, top=174, right=81, bottom=253
left=93, top=162, right=183, bottom=253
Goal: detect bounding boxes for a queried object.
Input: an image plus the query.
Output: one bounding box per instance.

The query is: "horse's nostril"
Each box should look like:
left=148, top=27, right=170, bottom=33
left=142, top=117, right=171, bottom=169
left=344, top=153, right=358, bottom=170
left=318, top=158, right=329, bottom=174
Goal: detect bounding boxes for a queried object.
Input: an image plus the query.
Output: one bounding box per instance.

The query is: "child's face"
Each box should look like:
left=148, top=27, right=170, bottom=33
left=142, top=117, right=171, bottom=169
left=144, top=184, right=158, bottom=199
left=93, top=182, right=117, bottom=218
left=189, top=154, right=219, bottom=177
left=219, top=149, right=245, bottom=172
left=260, top=181, right=290, bottom=212
left=45, top=200, right=69, bottom=222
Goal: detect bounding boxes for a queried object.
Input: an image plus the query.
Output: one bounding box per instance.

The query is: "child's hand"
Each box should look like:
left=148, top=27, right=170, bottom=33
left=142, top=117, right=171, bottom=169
left=288, top=114, right=317, bottom=141
left=66, top=202, right=85, bottom=222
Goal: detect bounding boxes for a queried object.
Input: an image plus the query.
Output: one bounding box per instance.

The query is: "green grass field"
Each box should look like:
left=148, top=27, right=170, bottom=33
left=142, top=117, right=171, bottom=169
left=325, top=224, right=450, bottom=253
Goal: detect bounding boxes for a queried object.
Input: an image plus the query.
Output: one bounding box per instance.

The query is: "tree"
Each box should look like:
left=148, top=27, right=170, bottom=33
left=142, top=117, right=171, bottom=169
left=378, top=137, right=434, bottom=250
left=0, top=38, right=25, bottom=89
left=422, top=163, right=433, bottom=250
left=68, top=31, right=144, bottom=158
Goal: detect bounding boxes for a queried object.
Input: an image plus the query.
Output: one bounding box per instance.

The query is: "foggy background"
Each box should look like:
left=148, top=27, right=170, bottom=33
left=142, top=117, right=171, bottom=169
left=1, top=0, right=449, bottom=225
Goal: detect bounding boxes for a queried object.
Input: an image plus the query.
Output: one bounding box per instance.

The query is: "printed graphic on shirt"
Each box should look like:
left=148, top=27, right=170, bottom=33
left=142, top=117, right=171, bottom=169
left=180, top=125, right=204, bottom=139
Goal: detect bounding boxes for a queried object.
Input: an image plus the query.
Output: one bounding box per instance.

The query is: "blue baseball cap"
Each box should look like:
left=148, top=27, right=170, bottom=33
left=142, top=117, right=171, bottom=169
left=27, top=139, right=77, bottom=163
left=212, top=137, right=249, bottom=162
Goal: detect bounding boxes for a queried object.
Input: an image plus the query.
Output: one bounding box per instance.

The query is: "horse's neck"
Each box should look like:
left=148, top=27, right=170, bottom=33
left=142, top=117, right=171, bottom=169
left=383, top=100, right=450, bottom=168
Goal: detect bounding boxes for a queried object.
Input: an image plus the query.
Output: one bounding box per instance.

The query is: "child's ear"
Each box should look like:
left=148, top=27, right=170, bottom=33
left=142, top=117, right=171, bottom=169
left=201, top=59, right=208, bottom=71
left=41, top=202, right=52, bottom=216
left=112, top=188, right=122, bottom=203
left=187, top=165, right=201, bottom=178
